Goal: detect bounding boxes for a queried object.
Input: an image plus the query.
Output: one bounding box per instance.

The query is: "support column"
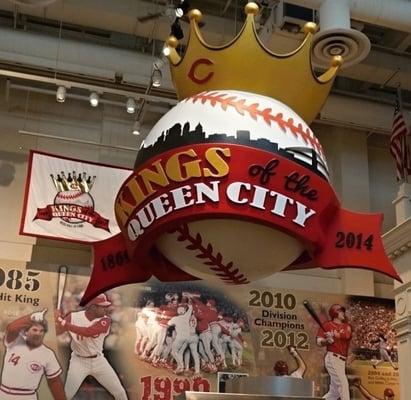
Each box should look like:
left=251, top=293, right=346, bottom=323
left=392, top=182, right=411, bottom=225
left=319, top=125, right=374, bottom=295
left=384, top=183, right=411, bottom=400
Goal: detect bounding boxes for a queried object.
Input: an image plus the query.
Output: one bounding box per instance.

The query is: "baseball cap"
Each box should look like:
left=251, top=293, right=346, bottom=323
left=87, top=294, right=112, bottom=307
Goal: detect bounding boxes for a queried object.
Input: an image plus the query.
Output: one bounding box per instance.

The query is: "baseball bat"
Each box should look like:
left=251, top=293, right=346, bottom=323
left=57, top=265, right=68, bottom=311
left=303, top=300, right=326, bottom=331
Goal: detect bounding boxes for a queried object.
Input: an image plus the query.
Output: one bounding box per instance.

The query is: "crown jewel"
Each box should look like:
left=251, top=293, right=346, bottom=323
left=51, top=171, right=95, bottom=193
left=165, top=2, right=342, bottom=124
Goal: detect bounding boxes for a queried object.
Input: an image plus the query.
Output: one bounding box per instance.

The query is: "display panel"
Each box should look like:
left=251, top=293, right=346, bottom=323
left=0, top=262, right=398, bottom=400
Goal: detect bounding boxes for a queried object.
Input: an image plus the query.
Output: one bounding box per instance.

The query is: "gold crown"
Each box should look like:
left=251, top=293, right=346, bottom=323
left=51, top=172, right=95, bottom=193
left=165, top=2, right=343, bottom=124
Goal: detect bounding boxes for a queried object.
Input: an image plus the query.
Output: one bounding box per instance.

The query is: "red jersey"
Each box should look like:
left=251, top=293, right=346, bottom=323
left=192, top=299, right=216, bottom=333
left=317, top=320, right=351, bottom=357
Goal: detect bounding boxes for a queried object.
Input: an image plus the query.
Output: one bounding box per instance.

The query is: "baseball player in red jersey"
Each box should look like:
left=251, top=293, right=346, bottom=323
left=55, top=294, right=128, bottom=400
left=352, top=378, right=395, bottom=400
left=0, top=310, right=65, bottom=400
left=192, top=297, right=217, bottom=373
left=316, top=304, right=352, bottom=400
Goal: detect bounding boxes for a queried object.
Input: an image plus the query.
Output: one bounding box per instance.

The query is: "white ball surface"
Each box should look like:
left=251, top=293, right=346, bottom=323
left=141, top=89, right=327, bottom=174
left=156, top=219, right=303, bottom=284
left=137, top=90, right=323, bottom=283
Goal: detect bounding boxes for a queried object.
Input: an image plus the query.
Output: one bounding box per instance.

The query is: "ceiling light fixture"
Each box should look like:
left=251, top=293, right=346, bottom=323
left=175, top=0, right=190, bottom=17
left=151, top=68, right=162, bottom=88
left=56, top=86, right=66, bottom=103
left=89, top=92, right=99, bottom=107
left=162, top=43, right=171, bottom=57
left=126, top=97, right=136, bottom=113
left=132, top=120, right=141, bottom=135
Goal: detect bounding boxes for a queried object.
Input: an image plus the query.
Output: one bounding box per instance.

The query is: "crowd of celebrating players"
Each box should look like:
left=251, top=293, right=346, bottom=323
left=134, top=291, right=248, bottom=376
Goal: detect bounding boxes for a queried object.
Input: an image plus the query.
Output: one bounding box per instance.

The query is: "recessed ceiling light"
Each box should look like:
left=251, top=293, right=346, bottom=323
left=89, top=92, right=99, bottom=107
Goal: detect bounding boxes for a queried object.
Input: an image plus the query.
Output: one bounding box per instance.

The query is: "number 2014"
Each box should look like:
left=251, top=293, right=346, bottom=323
left=335, top=232, right=373, bottom=250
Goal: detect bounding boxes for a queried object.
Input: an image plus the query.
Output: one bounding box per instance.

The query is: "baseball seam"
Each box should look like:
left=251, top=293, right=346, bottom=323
left=56, top=191, right=83, bottom=200
left=169, top=223, right=250, bottom=284
left=186, top=91, right=324, bottom=156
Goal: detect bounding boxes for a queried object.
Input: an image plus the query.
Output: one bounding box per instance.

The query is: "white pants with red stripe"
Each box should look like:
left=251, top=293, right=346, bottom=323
left=65, top=354, right=128, bottom=400
left=323, top=351, right=349, bottom=400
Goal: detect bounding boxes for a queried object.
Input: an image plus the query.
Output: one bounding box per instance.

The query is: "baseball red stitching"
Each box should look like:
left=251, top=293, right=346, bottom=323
left=186, top=91, right=324, bottom=156
left=56, top=191, right=83, bottom=200
left=169, top=223, right=250, bottom=284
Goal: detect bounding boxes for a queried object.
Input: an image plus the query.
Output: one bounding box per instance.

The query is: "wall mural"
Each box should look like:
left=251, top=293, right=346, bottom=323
left=0, top=263, right=399, bottom=399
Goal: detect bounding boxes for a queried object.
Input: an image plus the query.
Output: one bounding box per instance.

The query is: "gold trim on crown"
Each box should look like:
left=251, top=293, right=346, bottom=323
left=165, top=2, right=343, bottom=124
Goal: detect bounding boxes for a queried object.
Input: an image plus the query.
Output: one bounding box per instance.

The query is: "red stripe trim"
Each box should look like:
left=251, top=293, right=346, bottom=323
left=0, top=385, right=35, bottom=395
left=46, top=368, right=62, bottom=379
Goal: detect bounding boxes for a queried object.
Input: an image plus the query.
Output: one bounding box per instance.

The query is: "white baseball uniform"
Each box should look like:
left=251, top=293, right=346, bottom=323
left=317, top=320, right=351, bottom=400
left=184, top=314, right=200, bottom=374
left=0, top=334, right=61, bottom=400
left=168, top=305, right=193, bottom=371
left=289, top=370, right=303, bottom=379
left=372, top=336, right=397, bottom=369
left=218, top=319, right=234, bottom=368
left=229, top=323, right=244, bottom=367
left=63, top=310, right=128, bottom=400
left=142, top=308, right=162, bottom=358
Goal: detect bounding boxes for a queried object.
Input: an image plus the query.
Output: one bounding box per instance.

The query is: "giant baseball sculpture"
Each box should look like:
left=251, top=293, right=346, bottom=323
left=81, top=3, right=399, bottom=304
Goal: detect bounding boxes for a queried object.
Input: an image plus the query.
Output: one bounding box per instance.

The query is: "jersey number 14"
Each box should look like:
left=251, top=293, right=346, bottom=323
left=8, top=353, right=21, bottom=366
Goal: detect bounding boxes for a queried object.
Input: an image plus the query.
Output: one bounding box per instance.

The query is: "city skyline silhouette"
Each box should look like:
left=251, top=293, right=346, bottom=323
left=134, top=121, right=329, bottom=180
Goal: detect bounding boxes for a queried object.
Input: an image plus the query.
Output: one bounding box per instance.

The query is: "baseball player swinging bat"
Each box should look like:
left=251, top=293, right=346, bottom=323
left=303, top=300, right=326, bottom=331
left=57, top=265, right=68, bottom=311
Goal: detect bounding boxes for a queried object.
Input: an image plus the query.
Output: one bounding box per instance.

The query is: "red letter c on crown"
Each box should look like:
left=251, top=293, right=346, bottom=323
left=188, top=58, right=214, bottom=84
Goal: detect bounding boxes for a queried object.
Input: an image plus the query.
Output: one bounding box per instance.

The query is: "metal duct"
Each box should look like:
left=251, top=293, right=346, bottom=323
left=312, top=0, right=370, bottom=68
left=10, top=0, right=58, bottom=6
left=286, top=0, right=411, bottom=34
left=0, top=26, right=173, bottom=89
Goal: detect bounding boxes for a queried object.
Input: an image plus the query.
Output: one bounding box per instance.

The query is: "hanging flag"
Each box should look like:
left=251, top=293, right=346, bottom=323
left=20, top=151, right=132, bottom=243
left=390, top=88, right=410, bottom=181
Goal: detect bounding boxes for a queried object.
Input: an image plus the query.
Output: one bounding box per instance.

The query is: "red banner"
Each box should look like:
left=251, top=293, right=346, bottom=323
left=81, top=144, right=399, bottom=305
left=34, top=204, right=110, bottom=231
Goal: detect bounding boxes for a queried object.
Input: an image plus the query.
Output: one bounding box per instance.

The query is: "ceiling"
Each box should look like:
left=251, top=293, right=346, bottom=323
left=0, top=0, right=410, bottom=124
